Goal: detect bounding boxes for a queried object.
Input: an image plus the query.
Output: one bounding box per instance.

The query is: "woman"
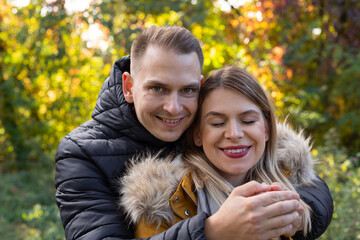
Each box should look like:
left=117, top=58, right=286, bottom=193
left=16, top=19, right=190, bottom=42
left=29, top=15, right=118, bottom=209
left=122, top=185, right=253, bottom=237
left=119, top=66, right=319, bottom=239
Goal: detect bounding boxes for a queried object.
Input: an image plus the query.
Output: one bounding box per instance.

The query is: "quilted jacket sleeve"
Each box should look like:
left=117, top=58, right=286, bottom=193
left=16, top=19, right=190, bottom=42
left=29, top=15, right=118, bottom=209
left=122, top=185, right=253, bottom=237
left=55, top=136, right=130, bottom=239
left=293, top=175, right=333, bottom=240
left=55, top=136, right=208, bottom=240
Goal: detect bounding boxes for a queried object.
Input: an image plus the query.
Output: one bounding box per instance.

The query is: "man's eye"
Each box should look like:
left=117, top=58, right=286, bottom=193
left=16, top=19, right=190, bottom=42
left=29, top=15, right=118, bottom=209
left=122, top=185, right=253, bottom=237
left=183, top=88, right=193, bottom=94
left=152, top=86, right=163, bottom=92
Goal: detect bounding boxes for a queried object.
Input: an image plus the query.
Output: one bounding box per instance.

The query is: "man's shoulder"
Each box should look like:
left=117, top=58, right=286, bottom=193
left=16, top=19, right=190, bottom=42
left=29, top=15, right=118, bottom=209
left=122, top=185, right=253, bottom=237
left=55, top=118, right=136, bottom=160
left=65, top=119, right=110, bottom=141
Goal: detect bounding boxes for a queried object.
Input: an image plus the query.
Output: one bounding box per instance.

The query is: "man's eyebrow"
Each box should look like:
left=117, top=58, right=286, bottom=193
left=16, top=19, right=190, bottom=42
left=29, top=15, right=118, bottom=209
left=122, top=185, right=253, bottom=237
left=145, top=80, right=200, bottom=89
left=204, top=109, right=261, bottom=118
left=144, top=80, right=167, bottom=87
left=185, top=82, right=201, bottom=88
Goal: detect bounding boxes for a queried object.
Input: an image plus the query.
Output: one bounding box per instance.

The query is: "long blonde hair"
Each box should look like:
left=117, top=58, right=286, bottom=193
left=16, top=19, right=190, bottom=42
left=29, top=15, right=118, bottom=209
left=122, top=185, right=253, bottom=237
left=182, top=66, right=311, bottom=235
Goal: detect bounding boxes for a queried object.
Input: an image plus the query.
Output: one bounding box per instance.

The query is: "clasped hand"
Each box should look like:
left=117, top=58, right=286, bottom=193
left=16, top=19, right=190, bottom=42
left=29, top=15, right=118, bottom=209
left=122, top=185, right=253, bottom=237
left=205, top=181, right=304, bottom=240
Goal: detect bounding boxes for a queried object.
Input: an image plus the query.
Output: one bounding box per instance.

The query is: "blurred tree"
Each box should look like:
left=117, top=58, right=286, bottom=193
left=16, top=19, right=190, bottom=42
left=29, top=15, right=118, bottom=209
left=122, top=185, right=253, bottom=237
left=271, top=0, right=360, bottom=154
left=0, top=0, right=110, bottom=170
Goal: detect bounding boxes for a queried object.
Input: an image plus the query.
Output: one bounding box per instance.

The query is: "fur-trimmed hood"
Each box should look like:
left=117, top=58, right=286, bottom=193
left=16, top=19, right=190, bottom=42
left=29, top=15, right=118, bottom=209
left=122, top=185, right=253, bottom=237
left=276, top=122, right=317, bottom=187
left=119, top=155, right=187, bottom=226
left=118, top=122, right=317, bottom=226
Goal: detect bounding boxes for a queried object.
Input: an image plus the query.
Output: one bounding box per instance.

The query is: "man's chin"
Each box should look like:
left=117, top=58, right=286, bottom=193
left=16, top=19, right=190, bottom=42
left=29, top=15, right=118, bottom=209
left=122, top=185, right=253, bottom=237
left=153, top=131, right=184, bottom=143
left=158, top=135, right=181, bottom=143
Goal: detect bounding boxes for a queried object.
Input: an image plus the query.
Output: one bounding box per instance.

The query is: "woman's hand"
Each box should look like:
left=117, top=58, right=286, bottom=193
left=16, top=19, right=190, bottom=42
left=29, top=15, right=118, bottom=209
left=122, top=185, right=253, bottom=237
left=205, top=181, right=301, bottom=240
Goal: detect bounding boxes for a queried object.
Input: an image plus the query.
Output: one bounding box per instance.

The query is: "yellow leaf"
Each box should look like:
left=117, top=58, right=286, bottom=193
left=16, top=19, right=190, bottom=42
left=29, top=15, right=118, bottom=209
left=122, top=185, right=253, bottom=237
left=312, top=149, right=318, bottom=156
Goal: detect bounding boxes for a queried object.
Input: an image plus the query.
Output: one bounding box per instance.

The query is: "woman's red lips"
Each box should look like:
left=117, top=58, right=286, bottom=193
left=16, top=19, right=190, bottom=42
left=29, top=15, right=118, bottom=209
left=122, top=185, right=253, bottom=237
left=221, top=146, right=251, bottom=158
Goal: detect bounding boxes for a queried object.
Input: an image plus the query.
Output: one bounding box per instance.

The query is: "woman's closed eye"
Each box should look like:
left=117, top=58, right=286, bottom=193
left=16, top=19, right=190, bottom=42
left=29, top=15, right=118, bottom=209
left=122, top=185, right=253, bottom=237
left=242, top=120, right=256, bottom=124
left=210, top=122, right=225, bottom=127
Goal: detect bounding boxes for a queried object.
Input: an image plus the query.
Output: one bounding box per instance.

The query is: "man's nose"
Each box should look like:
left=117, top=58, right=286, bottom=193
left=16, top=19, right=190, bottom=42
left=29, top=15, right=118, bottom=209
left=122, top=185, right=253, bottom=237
left=224, top=121, right=244, bottom=140
left=163, top=93, right=183, bottom=115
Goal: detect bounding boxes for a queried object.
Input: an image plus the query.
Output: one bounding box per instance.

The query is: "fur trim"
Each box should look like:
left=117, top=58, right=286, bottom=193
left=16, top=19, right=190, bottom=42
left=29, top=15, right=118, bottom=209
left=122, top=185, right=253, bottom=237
left=118, top=154, right=187, bottom=225
left=276, top=122, right=318, bottom=187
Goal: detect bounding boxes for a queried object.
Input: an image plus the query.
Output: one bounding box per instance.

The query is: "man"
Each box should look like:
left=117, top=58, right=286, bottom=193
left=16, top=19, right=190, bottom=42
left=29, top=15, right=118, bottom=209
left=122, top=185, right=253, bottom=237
left=55, top=25, right=333, bottom=239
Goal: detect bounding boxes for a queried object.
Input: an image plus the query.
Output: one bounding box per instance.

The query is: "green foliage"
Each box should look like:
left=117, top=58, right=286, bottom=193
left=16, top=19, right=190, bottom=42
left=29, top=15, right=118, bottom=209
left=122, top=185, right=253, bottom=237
left=274, top=0, right=360, bottom=154
left=314, top=129, right=360, bottom=239
left=0, top=162, right=64, bottom=239
left=0, top=0, right=109, bottom=170
left=1, top=0, right=359, bottom=239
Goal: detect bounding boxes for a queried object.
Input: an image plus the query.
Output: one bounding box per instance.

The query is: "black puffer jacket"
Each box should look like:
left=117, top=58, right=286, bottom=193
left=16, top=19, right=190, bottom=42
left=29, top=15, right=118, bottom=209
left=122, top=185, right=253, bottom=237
left=55, top=56, right=333, bottom=239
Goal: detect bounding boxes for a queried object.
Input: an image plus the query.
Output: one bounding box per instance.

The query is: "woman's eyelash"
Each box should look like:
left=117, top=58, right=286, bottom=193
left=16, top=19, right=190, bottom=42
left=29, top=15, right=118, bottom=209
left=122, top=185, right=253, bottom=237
left=242, top=120, right=256, bottom=124
left=209, top=119, right=257, bottom=126
left=211, top=122, right=224, bottom=127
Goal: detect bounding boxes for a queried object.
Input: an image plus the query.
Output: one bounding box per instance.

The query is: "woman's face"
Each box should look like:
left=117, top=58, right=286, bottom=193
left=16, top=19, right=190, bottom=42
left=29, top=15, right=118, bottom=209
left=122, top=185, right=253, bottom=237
left=194, top=88, right=268, bottom=186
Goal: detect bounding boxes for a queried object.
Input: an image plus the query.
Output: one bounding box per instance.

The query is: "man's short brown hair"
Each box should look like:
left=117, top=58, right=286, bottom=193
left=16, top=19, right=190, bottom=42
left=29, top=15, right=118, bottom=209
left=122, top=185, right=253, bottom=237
left=131, top=25, right=203, bottom=74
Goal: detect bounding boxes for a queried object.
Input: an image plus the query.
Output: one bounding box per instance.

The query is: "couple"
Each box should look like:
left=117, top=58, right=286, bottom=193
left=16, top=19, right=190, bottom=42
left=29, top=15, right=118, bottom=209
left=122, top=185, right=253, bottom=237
left=55, top=25, right=333, bottom=239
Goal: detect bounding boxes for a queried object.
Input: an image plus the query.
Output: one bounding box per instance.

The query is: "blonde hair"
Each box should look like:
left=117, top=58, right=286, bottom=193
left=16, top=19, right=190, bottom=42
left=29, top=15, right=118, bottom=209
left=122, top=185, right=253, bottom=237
left=182, top=66, right=311, bottom=235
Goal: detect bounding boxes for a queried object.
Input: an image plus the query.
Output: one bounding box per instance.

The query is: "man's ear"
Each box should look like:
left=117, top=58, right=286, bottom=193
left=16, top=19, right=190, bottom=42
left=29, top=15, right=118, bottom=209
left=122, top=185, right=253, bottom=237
left=193, top=129, right=202, bottom=147
left=122, top=72, right=134, bottom=103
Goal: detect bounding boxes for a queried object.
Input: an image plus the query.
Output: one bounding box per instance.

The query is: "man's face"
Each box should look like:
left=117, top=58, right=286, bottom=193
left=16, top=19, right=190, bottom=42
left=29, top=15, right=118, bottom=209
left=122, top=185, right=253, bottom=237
left=123, top=45, right=203, bottom=142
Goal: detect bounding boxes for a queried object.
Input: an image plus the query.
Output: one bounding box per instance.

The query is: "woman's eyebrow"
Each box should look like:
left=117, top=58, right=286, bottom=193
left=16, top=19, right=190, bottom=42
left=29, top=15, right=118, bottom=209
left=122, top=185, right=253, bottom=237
left=204, top=109, right=261, bottom=118
left=239, top=110, right=261, bottom=116
left=204, top=111, right=224, bottom=118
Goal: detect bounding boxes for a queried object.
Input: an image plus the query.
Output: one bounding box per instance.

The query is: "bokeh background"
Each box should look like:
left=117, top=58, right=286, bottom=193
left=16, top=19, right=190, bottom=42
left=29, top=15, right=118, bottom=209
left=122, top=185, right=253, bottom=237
left=1, top=0, right=359, bottom=239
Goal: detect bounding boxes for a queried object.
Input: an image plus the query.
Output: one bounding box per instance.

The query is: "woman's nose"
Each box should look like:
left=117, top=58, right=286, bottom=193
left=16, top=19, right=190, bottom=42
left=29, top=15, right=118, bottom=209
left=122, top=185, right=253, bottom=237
left=225, top=121, right=244, bottom=140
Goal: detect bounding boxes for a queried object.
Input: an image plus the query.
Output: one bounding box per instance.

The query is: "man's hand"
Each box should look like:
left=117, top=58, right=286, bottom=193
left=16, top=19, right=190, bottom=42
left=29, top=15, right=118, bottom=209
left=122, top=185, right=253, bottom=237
left=269, top=182, right=304, bottom=237
left=205, top=181, right=301, bottom=240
